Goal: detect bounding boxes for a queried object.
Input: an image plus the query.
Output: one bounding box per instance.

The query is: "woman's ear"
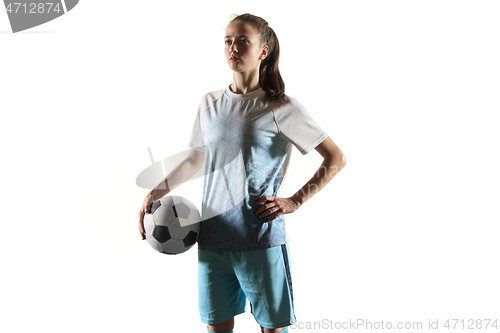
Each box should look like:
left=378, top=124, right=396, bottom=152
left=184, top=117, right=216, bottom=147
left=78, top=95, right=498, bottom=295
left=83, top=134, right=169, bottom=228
left=260, top=45, right=269, bottom=60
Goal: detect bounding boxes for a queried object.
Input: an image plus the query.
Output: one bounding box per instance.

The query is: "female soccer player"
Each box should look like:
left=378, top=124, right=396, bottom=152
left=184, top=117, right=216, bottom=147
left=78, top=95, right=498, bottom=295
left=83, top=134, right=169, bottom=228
left=139, top=13, right=346, bottom=333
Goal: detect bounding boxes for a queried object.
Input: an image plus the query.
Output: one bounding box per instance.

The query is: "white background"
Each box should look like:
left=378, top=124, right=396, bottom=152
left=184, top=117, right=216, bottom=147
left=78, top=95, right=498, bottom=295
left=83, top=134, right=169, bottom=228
left=1, top=1, right=499, bottom=332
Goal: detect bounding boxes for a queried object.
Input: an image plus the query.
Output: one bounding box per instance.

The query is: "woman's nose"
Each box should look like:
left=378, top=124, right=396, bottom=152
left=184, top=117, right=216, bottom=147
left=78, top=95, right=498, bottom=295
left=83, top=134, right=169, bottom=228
left=229, top=41, right=237, bottom=53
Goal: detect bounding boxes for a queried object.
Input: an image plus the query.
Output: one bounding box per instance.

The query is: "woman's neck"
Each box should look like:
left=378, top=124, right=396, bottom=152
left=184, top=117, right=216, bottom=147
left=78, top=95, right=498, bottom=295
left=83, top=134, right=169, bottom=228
left=231, top=72, right=261, bottom=94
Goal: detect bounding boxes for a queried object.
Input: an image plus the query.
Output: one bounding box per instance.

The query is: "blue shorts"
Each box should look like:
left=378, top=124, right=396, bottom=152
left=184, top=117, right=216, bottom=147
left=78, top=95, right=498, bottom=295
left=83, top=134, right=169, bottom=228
left=198, top=243, right=296, bottom=329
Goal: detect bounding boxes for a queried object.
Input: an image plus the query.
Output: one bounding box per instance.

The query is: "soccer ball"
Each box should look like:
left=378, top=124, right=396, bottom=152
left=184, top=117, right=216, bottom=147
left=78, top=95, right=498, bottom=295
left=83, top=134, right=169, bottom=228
left=143, top=196, right=201, bottom=255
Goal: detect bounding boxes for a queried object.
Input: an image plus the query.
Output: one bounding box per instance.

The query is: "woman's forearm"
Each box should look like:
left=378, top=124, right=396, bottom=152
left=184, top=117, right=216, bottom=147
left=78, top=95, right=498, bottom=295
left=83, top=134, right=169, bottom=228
left=149, top=158, right=202, bottom=201
left=290, top=153, right=346, bottom=207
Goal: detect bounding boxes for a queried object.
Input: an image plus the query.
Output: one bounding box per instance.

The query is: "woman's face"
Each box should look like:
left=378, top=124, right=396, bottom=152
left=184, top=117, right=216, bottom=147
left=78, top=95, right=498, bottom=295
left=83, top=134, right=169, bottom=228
left=224, top=21, right=268, bottom=73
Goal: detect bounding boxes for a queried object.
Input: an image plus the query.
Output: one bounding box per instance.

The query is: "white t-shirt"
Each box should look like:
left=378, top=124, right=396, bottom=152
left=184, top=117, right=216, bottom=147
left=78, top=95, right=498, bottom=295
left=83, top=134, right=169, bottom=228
left=189, top=84, right=328, bottom=251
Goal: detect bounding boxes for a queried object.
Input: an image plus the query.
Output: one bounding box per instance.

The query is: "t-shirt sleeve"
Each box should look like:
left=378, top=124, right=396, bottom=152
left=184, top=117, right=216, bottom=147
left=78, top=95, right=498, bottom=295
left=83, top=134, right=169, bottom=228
left=274, top=96, right=329, bottom=155
left=188, top=95, right=206, bottom=152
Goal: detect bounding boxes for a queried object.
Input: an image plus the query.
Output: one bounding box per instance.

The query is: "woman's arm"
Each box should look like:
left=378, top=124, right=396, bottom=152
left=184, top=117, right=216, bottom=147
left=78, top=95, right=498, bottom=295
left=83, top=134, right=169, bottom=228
left=139, top=148, right=205, bottom=240
left=255, top=136, right=346, bottom=221
left=291, top=136, right=346, bottom=207
left=149, top=148, right=205, bottom=201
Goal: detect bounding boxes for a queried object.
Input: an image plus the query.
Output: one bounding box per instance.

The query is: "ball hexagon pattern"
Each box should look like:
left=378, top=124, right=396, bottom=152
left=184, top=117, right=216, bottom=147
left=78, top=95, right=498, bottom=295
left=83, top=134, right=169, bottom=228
left=143, top=196, right=201, bottom=255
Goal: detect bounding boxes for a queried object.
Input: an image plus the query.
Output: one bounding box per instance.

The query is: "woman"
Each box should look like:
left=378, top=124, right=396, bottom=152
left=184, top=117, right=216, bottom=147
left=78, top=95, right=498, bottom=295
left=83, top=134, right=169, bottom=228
left=139, top=13, right=346, bottom=333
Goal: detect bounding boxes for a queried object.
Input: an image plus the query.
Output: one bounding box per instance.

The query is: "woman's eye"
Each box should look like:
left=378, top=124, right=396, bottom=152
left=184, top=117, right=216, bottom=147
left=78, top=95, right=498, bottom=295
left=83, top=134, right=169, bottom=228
left=225, top=39, right=247, bottom=44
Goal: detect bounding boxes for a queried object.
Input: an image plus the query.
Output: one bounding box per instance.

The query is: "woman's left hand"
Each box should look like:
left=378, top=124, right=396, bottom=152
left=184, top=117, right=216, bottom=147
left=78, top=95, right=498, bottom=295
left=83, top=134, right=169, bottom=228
left=254, top=196, right=301, bottom=222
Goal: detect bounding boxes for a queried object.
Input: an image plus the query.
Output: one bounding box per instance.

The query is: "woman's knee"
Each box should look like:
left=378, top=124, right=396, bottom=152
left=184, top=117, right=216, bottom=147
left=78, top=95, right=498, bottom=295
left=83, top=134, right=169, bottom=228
left=207, top=317, right=235, bottom=332
left=262, top=326, right=288, bottom=333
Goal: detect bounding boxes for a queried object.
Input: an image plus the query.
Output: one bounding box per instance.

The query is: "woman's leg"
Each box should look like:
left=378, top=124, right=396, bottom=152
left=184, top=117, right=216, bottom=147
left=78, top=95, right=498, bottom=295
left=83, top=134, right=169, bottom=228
left=261, top=326, right=288, bottom=333
left=199, top=249, right=246, bottom=331
left=232, top=243, right=295, bottom=331
left=208, top=317, right=234, bottom=332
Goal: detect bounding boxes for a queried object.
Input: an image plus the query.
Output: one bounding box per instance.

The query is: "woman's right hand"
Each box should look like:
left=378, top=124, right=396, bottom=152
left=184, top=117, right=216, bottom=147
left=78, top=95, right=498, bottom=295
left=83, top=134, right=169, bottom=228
left=139, top=192, right=155, bottom=240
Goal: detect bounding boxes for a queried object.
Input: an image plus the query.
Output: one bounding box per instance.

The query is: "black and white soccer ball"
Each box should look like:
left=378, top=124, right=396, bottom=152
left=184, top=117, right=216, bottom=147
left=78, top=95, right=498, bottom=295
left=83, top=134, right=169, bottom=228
left=143, top=196, right=201, bottom=255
